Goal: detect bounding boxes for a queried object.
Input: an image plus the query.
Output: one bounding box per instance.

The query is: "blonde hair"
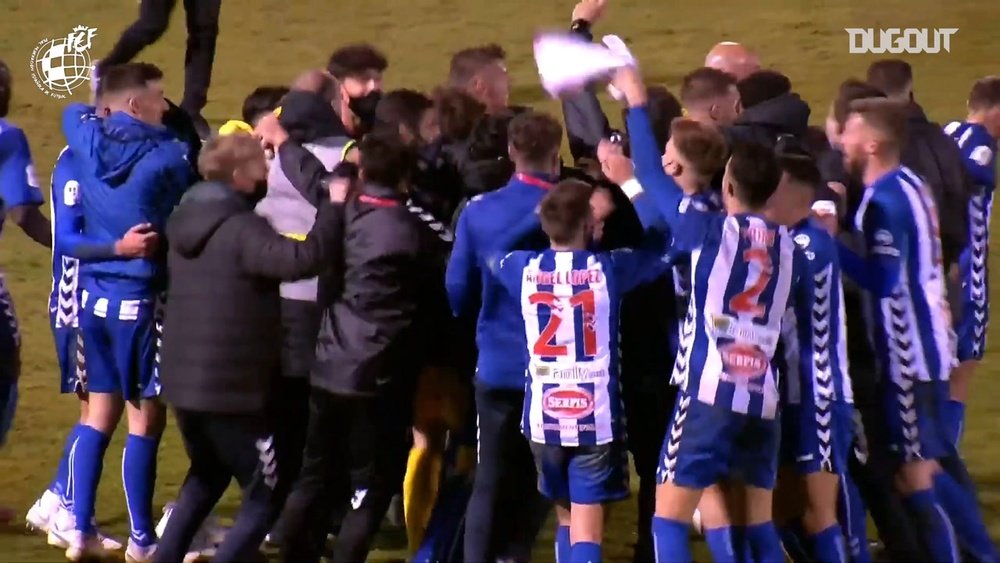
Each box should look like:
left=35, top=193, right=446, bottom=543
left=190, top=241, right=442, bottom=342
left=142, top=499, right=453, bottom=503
left=197, top=133, right=265, bottom=182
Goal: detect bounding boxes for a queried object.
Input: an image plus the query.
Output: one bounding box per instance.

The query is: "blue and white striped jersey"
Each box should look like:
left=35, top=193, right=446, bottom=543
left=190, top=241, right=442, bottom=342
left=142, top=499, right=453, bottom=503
left=494, top=249, right=669, bottom=446
left=626, top=106, right=802, bottom=420
left=841, top=166, right=955, bottom=384
left=669, top=191, right=724, bottom=305
left=49, top=147, right=81, bottom=329
left=945, top=120, right=996, bottom=356
left=780, top=218, right=853, bottom=407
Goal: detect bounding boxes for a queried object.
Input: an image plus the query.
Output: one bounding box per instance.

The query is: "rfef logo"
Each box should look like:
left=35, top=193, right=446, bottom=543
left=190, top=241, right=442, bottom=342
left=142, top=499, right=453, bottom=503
left=542, top=387, right=595, bottom=419
left=845, top=28, right=957, bottom=54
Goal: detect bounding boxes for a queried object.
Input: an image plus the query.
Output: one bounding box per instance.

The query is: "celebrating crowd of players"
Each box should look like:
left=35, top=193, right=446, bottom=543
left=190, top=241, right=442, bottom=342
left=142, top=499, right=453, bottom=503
left=0, top=1, right=999, bottom=562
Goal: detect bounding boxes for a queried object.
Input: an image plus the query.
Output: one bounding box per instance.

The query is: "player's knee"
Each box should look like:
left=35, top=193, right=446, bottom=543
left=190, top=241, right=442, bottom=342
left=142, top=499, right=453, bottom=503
left=84, top=392, right=124, bottom=433
left=654, top=481, right=701, bottom=521
left=125, top=398, right=165, bottom=438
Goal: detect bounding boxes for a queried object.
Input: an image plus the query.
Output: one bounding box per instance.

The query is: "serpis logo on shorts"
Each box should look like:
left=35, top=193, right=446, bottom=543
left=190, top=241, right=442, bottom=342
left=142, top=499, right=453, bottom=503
left=542, top=387, right=595, bottom=419
left=719, top=343, right=768, bottom=379
left=29, top=25, right=97, bottom=99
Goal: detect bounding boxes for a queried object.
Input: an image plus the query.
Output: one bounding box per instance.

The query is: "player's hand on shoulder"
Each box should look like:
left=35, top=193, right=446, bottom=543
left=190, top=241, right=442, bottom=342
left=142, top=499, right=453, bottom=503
left=116, top=223, right=159, bottom=258
left=254, top=113, right=289, bottom=150
left=572, top=0, right=608, bottom=24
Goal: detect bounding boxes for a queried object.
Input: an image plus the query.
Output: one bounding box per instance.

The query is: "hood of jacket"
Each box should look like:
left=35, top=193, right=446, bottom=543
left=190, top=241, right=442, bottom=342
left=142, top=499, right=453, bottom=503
left=94, top=111, right=177, bottom=186
left=167, top=181, right=254, bottom=258
left=279, top=90, right=349, bottom=143
left=731, top=92, right=812, bottom=141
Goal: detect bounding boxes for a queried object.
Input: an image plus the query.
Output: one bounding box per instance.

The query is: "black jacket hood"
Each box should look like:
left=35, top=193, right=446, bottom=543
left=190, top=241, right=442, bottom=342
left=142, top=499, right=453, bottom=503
left=729, top=92, right=812, bottom=144
left=167, top=182, right=253, bottom=258
left=279, top=90, right=349, bottom=143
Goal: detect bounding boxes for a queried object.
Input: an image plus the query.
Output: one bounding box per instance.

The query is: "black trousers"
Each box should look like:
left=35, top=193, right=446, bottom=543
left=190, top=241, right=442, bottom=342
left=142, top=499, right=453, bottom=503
left=464, top=385, right=551, bottom=563
left=622, top=373, right=676, bottom=563
left=267, top=377, right=311, bottom=543
left=155, top=408, right=280, bottom=563
left=100, top=0, right=221, bottom=115
left=277, top=387, right=411, bottom=563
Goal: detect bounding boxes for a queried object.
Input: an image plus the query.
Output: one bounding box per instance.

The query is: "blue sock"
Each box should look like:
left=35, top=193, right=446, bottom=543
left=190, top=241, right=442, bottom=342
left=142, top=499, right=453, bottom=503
left=705, top=526, right=738, bottom=562
left=745, top=521, right=784, bottom=563
left=903, top=489, right=958, bottom=562
left=570, top=541, right=601, bottom=563
left=943, top=400, right=966, bottom=449
left=778, top=519, right=812, bottom=562
left=933, top=471, right=996, bottom=561
left=71, top=425, right=110, bottom=535
left=123, top=434, right=159, bottom=546
left=555, top=526, right=571, bottom=563
left=732, top=526, right=755, bottom=562
left=810, top=525, right=847, bottom=563
left=49, top=423, right=83, bottom=505
left=651, top=517, right=691, bottom=562
left=837, top=474, right=871, bottom=563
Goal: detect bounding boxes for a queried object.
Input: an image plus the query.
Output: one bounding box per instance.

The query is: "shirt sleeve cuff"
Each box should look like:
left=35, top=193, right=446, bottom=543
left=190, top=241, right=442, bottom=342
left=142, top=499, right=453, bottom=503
left=620, top=178, right=643, bottom=200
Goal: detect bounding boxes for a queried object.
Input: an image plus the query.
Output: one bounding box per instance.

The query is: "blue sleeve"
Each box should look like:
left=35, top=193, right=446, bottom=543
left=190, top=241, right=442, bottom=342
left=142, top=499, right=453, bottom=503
left=51, top=177, right=116, bottom=261
left=625, top=106, right=712, bottom=248
left=837, top=198, right=904, bottom=297
left=0, top=128, right=43, bottom=209
left=61, top=104, right=99, bottom=156
left=446, top=209, right=481, bottom=317
left=482, top=211, right=543, bottom=278
left=966, top=142, right=996, bottom=190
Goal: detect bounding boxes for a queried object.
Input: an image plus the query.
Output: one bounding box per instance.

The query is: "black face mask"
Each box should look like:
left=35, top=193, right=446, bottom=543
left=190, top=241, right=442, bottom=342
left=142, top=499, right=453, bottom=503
left=348, top=90, right=382, bottom=132
left=246, top=180, right=268, bottom=206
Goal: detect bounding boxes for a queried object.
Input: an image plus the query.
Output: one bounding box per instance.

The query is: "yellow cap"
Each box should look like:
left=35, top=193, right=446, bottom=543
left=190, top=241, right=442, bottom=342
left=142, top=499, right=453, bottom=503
left=218, top=120, right=255, bottom=136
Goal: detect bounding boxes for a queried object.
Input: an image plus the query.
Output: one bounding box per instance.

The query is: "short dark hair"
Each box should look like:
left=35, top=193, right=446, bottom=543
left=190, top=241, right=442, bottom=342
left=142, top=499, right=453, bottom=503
left=241, top=85, right=288, bottom=125
left=198, top=134, right=264, bottom=182
left=540, top=179, right=595, bottom=245
left=866, top=59, right=913, bottom=98
left=98, top=62, right=164, bottom=99
left=680, top=67, right=736, bottom=106
left=449, top=44, right=506, bottom=88
left=507, top=111, right=563, bottom=169
left=832, top=78, right=886, bottom=130
left=374, top=89, right=432, bottom=138
left=0, top=59, right=10, bottom=118
left=621, top=86, right=683, bottom=151
left=775, top=136, right=821, bottom=188
left=433, top=86, right=487, bottom=140
left=727, top=141, right=782, bottom=209
left=848, top=98, right=908, bottom=151
left=968, top=76, right=1000, bottom=112
left=358, top=131, right=415, bottom=189
left=737, top=70, right=791, bottom=109
left=670, top=118, right=729, bottom=179
left=327, top=44, right=388, bottom=79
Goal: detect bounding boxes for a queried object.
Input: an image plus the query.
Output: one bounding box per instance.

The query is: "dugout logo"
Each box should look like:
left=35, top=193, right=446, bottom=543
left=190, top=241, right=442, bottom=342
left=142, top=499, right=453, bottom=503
left=845, top=28, right=957, bottom=54
left=29, top=26, right=97, bottom=99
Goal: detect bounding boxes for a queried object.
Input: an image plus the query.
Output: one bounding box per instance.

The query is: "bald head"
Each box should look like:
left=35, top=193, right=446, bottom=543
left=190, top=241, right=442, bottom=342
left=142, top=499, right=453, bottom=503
left=705, top=42, right=760, bottom=81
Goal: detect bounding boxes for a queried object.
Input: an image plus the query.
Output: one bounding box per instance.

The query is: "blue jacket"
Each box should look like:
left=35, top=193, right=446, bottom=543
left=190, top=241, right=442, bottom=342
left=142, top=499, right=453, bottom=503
left=62, top=104, right=193, bottom=297
left=446, top=173, right=553, bottom=389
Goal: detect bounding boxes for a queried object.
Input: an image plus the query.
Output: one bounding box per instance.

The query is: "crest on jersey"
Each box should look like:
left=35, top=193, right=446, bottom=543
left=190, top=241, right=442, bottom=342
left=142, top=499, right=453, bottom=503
left=63, top=180, right=80, bottom=207
left=793, top=233, right=811, bottom=249
left=971, top=145, right=993, bottom=167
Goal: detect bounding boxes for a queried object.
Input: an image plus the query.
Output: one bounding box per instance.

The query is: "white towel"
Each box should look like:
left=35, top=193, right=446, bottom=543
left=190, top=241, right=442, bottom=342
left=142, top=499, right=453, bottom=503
left=533, top=32, right=633, bottom=98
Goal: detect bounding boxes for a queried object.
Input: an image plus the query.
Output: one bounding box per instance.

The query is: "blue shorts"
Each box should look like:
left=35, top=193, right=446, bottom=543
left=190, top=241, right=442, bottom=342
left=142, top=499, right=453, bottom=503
left=50, top=319, right=86, bottom=394
left=781, top=400, right=855, bottom=475
left=955, top=251, right=988, bottom=362
left=657, top=393, right=780, bottom=490
left=883, top=379, right=950, bottom=463
left=529, top=441, right=630, bottom=504
left=79, top=290, right=160, bottom=400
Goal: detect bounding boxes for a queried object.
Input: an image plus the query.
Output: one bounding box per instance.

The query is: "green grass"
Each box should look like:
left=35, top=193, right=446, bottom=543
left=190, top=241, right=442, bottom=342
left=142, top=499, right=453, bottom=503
left=1, top=0, right=1000, bottom=561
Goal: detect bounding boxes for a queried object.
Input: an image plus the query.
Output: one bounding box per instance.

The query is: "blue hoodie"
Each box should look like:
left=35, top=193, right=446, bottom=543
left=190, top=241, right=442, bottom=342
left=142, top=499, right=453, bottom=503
left=62, top=104, right=193, bottom=298
left=446, top=172, right=553, bottom=389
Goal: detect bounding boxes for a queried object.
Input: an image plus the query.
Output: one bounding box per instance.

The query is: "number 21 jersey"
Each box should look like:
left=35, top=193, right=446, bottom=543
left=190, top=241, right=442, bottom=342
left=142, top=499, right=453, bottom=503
left=494, top=249, right=669, bottom=446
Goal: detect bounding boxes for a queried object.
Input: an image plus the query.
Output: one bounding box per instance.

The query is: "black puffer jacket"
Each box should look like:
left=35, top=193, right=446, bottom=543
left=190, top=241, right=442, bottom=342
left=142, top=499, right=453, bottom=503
left=727, top=92, right=811, bottom=147
left=159, top=181, right=343, bottom=413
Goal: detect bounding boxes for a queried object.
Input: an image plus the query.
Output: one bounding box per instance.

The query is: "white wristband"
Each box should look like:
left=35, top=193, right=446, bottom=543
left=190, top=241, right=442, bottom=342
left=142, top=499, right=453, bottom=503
left=620, top=178, right=644, bottom=200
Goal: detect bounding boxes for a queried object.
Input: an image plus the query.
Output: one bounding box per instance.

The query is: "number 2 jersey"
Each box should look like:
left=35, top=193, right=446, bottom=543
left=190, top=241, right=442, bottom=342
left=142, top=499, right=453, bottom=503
left=494, top=249, right=670, bottom=446
left=625, top=105, right=803, bottom=420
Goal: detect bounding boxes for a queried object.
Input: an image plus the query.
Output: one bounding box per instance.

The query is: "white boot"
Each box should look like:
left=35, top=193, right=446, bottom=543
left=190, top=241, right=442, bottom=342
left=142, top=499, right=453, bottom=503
left=25, top=490, right=62, bottom=533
